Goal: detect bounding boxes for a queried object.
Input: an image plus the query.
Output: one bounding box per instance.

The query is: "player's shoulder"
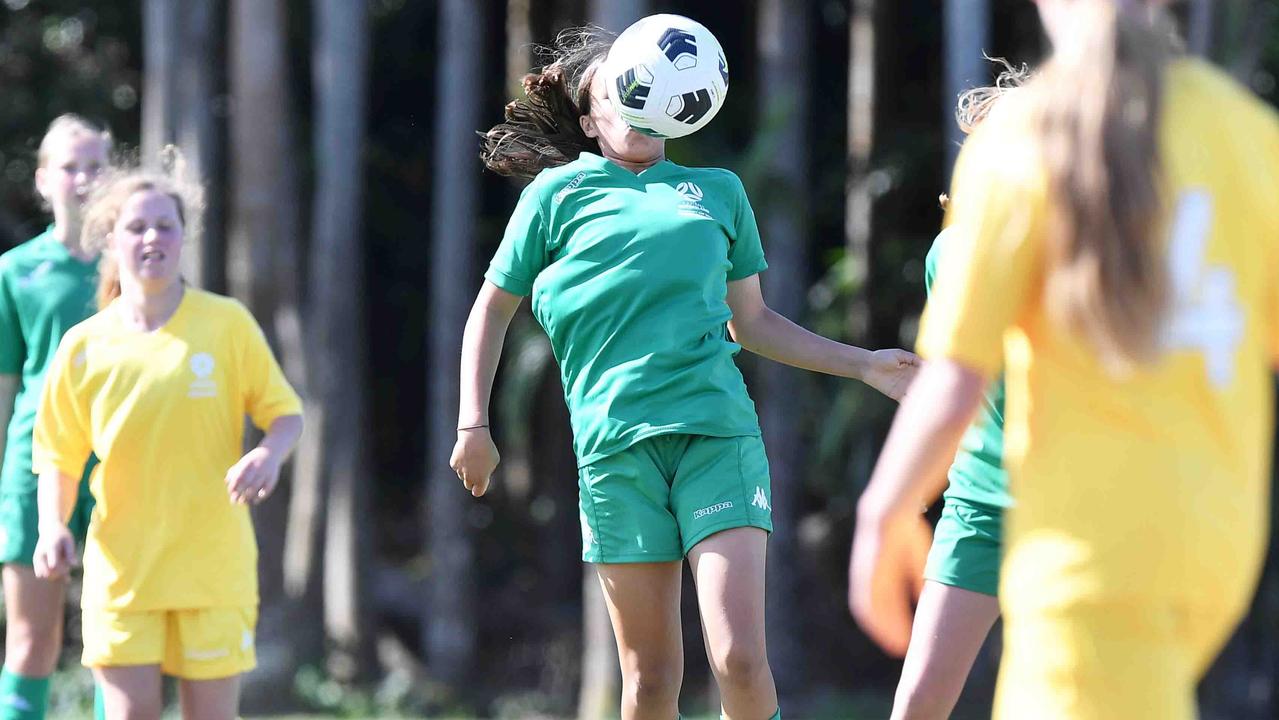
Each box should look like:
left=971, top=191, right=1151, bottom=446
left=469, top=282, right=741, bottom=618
left=60, top=304, right=113, bottom=348
left=926, top=228, right=954, bottom=269
left=528, top=154, right=603, bottom=200
left=1169, top=58, right=1276, bottom=125
left=187, top=287, right=258, bottom=326
left=678, top=164, right=744, bottom=189
left=0, top=231, right=53, bottom=276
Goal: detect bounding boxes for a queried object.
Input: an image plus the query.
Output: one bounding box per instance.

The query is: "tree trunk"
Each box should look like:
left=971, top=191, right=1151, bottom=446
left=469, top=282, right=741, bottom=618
left=943, top=0, right=989, bottom=172
left=227, top=0, right=316, bottom=698
left=141, top=0, right=176, bottom=164
left=1187, top=0, right=1213, bottom=57
left=174, top=0, right=225, bottom=293
left=425, top=0, right=485, bottom=696
left=574, top=5, right=648, bottom=718
left=142, top=0, right=223, bottom=291
left=844, top=0, right=876, bottom=341
left=506, top=0, right=533, bottom=95
left=757, top=0, right=811, bottom=712
left=311, top=0, right=375, bottom=682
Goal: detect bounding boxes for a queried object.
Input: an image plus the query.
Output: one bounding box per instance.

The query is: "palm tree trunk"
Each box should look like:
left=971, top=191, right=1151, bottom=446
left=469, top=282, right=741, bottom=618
left=425, top=0, right=485, bottom=695
left=312, top=0, right=375, bottom=681
left=757, top=0, right=811, bottom=712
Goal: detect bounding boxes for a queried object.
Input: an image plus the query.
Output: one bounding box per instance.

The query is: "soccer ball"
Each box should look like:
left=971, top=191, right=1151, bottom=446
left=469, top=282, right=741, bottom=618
left=603, top=14, right=729, bottom=140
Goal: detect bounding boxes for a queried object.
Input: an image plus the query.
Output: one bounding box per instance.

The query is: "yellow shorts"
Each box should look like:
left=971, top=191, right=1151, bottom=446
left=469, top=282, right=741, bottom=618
left=81, top=606, right=258, bottom=680
left=994, top=600, right=1240, bottom=720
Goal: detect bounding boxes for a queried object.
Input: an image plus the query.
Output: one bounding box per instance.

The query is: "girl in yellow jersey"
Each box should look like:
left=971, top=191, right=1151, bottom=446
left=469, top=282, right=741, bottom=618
left=29, top=166, right=303, bottom=720
left=850, top=0, right=1279, bottom=718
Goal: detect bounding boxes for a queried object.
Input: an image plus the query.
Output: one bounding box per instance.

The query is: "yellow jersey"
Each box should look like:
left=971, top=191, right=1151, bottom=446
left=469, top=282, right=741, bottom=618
left=33, top=288, right=302, bottom=611
left=921, top=59, right=1279, bottom=615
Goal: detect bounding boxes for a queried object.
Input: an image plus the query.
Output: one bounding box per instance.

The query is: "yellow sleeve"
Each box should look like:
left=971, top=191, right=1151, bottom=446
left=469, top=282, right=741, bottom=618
left=1268, top=116, right=1279, bottom=366
left=917, top=115, right=1046, bottom=376
left=235, top=305, right=303, bottom=430
left=31, top=335, right=93, bottom=479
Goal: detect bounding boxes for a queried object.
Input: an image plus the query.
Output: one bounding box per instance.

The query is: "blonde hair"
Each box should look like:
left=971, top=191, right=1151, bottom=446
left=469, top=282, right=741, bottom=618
left=37, top=114, right=113, bottom=168
left=941, top=58, right=1031, bottom=212
left=80, top=149, right=205, bottom=310
left=1030, top=0, right=1175, bottom=372
left=955, top=57, right=1030, bottom=135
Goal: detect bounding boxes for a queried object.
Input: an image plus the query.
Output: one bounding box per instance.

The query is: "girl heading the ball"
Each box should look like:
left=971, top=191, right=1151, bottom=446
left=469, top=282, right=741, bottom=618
left=451, top=22, right=918, bottom=720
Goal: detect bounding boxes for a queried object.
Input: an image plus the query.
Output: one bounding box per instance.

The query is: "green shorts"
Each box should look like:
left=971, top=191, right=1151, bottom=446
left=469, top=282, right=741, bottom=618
left=577, top=433, right=773, bottom=563
left=922, top=499, right=1003, bottom=597
left=0, top=476, right=95, bottom=566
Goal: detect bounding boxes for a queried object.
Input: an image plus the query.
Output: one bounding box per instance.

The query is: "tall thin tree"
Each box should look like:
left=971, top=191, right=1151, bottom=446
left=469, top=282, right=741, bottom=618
left=943, top=0, right=989, bottom=173
left=756, top=0, right=811, bottom=711
left=141, top=0, right=223, bottom=290
left=426, top=0, right=485, bottom=694
left=227, top=0, right=313, bottom=695
left=844, top=0, right=876, bottom=341
left=311, top=0, right=375, bottom=680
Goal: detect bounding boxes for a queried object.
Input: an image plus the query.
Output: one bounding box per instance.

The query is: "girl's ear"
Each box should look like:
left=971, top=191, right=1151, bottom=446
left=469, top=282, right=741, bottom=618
left=580, top=113, right=598, bottom=139
left=34, top=167, right=50, bottom=201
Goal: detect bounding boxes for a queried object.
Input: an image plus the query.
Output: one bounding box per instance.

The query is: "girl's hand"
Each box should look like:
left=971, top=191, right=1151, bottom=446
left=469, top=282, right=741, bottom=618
left=862, top=349, right=921, bottom=401
left=848, top=506, right=932, bottom=657
left=450, top=428, right=500, bottom=497
left=225, top=447, right=284, bottom=504
left=33, top=524, right=77, bottom=580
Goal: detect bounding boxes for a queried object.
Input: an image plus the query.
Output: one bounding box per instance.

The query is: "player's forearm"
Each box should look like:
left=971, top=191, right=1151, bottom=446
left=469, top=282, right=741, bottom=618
left=458, top=284, right=520, bottom=427
left=0, top=374, right=17, bottom=467
left=36, top=468, right=78, bottom=530
left=857, top=360, right=986, bottom=522
left=259, top=415, right=303, bottom=462
left=731, top=307, right=871, bottom=380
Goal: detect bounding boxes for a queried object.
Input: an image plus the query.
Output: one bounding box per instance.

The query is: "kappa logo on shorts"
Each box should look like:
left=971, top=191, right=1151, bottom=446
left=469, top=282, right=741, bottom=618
left=693, top=500, right=733, bottom=520
left=188, top=352, right=217, bottom=398
left=751, top=486, right=770, bottom=512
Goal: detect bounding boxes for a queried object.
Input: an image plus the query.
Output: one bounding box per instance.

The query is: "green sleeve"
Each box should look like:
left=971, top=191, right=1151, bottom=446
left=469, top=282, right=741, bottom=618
left=726, top=174, right=767, bottom=281
left=485, top=181, right=550, bottom=296
left=0, top=263, right=23, bottom=375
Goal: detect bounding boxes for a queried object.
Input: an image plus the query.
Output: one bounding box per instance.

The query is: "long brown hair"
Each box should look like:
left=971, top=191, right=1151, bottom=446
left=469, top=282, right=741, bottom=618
left=80, top=153, right=204, bottom=310
left=480, top=27, right=612, bottom=179
left=1031, top=0, right=1175, bottom=372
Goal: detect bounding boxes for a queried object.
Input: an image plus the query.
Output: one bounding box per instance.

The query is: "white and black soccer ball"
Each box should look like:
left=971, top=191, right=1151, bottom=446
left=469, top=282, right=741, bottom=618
left=603, top=14, right=729, bottom=140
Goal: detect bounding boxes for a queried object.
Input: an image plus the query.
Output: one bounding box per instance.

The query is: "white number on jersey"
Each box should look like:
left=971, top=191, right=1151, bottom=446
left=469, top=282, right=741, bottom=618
left=1161, top=190, right=1244, bottom=388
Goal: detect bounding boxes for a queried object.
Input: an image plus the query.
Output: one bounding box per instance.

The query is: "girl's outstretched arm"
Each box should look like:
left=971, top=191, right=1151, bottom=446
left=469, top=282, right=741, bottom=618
left=451, top=281, right=522, bottom=497
left=726, top=274, right=919, bottom=400
left=848, top=359, right=986, bottom=657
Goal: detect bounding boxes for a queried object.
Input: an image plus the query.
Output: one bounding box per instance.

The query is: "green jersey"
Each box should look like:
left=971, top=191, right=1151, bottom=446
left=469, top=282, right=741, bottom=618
left=924, top=229, right=1010, bottom=509
left=0, top=228, right=98, bottom=494
left=486, top=152, right=767, bottom=466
